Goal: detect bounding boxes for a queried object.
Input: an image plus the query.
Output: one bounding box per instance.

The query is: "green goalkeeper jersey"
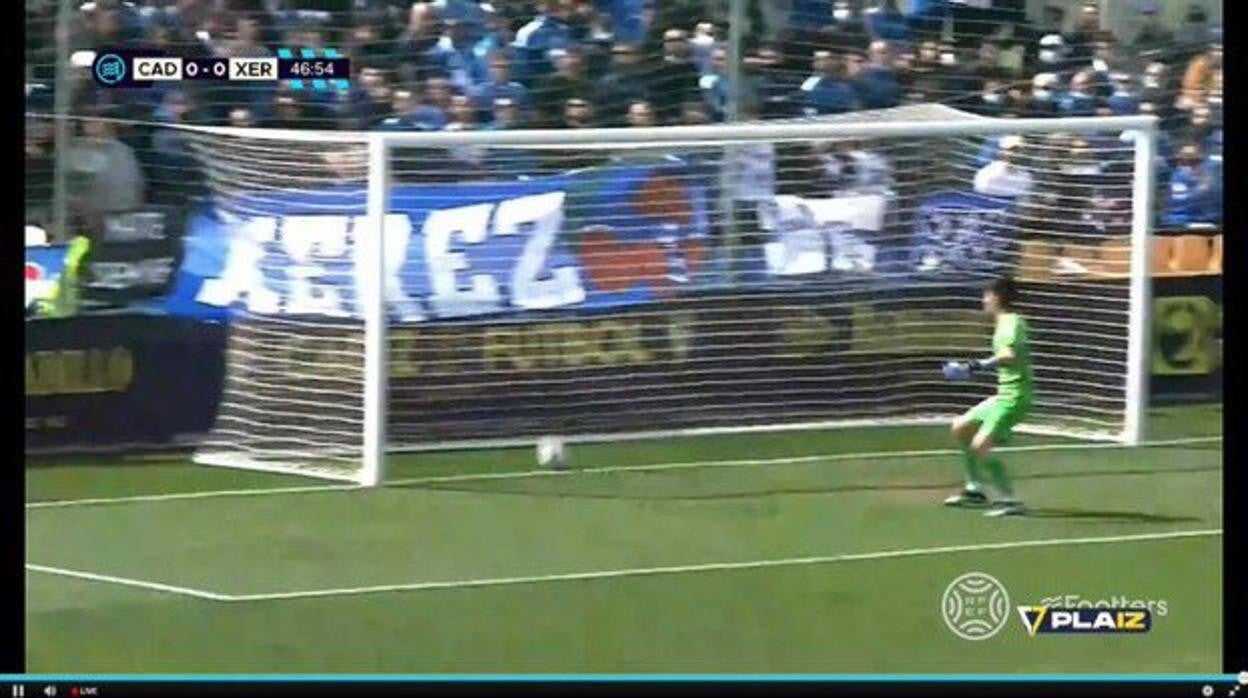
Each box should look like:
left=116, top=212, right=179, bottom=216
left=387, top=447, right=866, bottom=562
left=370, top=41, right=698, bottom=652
left=993, top=312, right=1034, bottom=402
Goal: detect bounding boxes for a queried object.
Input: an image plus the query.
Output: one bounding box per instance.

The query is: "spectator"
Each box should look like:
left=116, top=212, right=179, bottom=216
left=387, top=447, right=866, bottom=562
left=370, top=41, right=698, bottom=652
left=434, top=0, right=489, bottom=41
left=1064, top=2, right=1101, bottom=66
left=698, top=46, right=732, bottom=122
left=652, top=29, right=702, bottom=124
left=785, top=0, right=869, bottom=59
left=823, top=0, right=871, bottom=52
left=488, top=97, right=523, bottom=130
left=1087, top=36, right=1117, bottom=98
left=864, top=0, right=909, bottom=44
left=852, top=41, right=902, bottom=109
left=346, top=21, right=399, bottom=73
left=932, top=45, right=982, bottom=104
left=1173, top=5, right=1211, bottom=49
left=603, top=0, right=648, bottom=45
left=973, top=136, right=1033, bottom=199
left=971, top=79, right=1008, bottom=117
left=486, top=98, right=538, bottom=175
left=376, top=88, right=419, bottom=130
left=1106, top=72, right=1141, bottom=115
left=511, top=0, right=573, bottom=86
left=800, top=51, right=858, bottom=116
left=543, top=98, right=602, bottom=172
left=400, top=2, right=446, bottom=83
left=447, top=93, right=478, bottom=129
left=1178, top=37, right=1221, bottom=111
left=626, top=99, right=657, bottom=128
left=357, top=66, right=396, bottom=125
left=25, top=115, right=55, bottom=227
left=1207, top=67, right=1223, bottom=120
left=1179, top=105, right=1216, bottom=151
left=1164, top=142, right=1217, bottom=226
left=1035, top=33, right=1075, bottom=79
left=972, top=41, right=1008, bottom=84
left=581, top=8, right=616, bottom=76
left=212, top=16, right=275, bottom=114
left=565, top=0, right=599, bottom=42
left=905, top=41, right=945, bottom=102
left=412, top=78, right=456, bottom=130
left=220, top=16, right=271, bottom=58
left=330, top=89, right=368, bottom=131
left=1025, top=72, right=1059, bottom=116
left=1133, top=2, right=1173, bottom=55
left=1138, top=100, right=1176, bottom=181
left=1140, top=61, right=1179, bottom=123
left=473, top=7, right=515, bottom=65
left=428, top=18, right=488, bottom=93
left=790, top=0, right=836, bottom=32
left=562, top=97, right=594, bottom=129
left=650, top=0, right=711, bottom=41
left=444, top=94, right=489, bottom=177
left=470, top=51, right=529, bottom=120
left=80, top=1, right=143, bottom=48
left=266, top=92, right=306, bottom=129
left=66, top=109, right=145, bottom=231
left=1203, top=133, right=1223, bottom=224
left=152, top=89, right=194, bottom=156
left=690, top=22, right=716, bottom=75
left=745, top=43, right=798, bottom=119
left=228, top=107, right=256, bottom=128
left=533, top=47, right=593, bottom=127
left=1058, top=70, right=1096, bottom=116
left=680, top=101, right=711, bottom=125
left=594, top=43, right=651, bottom=126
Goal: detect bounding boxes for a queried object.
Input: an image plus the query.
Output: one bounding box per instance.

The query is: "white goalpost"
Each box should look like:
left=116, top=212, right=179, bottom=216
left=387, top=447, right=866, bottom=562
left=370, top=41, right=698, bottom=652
left=186, top=110, right=1157, bottom=486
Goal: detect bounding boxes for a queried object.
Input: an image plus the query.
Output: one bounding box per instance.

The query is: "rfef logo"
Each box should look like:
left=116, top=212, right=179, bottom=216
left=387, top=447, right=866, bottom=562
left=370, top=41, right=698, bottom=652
left=1017, top=607, right=1152, bottom=636
left=942, top=572, right=1011, bottom=641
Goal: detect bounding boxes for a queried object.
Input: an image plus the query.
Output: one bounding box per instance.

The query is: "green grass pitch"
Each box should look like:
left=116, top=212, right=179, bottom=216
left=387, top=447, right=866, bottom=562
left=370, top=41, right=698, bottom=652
left=26, top=403, right=1222, bottom=673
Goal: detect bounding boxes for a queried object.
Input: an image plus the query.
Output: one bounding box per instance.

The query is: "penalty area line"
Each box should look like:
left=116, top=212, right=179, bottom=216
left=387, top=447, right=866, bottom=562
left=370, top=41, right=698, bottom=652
left=25, top=435, right=1222, bottom=510
left=46, top=528, right=1205, bottom=604
left=24, top=563, right=234, bottom=602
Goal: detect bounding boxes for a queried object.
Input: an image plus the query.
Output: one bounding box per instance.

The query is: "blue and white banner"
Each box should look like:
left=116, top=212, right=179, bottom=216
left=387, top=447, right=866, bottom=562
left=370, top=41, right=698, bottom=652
left=163, top=162, right=717, bottom=322
left=115, top=182, right=1018, bottom=322
left=911, top=191, right=1016, bottom=273
left=761, top=193, right=888, bottom=276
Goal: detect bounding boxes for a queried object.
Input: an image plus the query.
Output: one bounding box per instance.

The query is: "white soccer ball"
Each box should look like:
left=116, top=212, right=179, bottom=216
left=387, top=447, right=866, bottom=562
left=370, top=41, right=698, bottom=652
left=536, top=436, right=567, bottom=470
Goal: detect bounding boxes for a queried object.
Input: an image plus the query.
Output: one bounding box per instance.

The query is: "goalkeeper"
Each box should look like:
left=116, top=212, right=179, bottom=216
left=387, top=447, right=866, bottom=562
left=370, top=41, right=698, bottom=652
left=941, top=276, right=1033, bottom=517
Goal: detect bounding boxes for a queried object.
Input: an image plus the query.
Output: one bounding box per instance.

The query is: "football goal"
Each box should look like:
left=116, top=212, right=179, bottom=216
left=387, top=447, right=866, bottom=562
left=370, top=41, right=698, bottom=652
left=183, top=107, right=1158, bottom=485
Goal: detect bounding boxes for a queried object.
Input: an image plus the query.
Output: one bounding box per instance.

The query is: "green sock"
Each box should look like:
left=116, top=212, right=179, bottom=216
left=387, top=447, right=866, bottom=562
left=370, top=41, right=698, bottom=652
left=983, top=456, right=1015, bottom=499
left=958, top=443, right=984, bottom=489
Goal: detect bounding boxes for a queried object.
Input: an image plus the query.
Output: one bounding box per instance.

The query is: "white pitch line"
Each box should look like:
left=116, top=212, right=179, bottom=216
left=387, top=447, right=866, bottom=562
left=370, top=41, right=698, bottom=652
left=25, top=435, right=1222, bottom=510
left=24, top=563, right=234, bottom=601
left=213, top=529, right=1226, bottom=602
left=390, top=435, right=1224, bottom=486
left=29, top=529, right=1212, bottom=603
left=25, top=482, right=366, bottom=510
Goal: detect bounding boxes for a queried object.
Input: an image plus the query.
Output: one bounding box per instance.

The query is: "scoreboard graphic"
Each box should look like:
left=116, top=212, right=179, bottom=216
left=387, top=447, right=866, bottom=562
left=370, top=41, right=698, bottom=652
left=92, top=48, right=350, bottom=90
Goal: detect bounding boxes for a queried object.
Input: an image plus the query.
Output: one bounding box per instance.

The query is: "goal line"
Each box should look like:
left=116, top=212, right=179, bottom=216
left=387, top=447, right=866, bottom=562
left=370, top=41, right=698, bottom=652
left=28, top=435, right=1221, bottom=510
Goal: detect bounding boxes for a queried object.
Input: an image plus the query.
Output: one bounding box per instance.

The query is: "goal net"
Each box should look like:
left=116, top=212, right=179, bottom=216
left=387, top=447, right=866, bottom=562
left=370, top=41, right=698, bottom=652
left=187, top=107, right=1157, bottom=485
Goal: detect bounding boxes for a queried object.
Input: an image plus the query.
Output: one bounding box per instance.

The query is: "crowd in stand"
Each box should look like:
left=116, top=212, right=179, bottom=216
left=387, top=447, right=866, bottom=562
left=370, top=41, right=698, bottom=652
left=24, top=0, right=1223, bottom=236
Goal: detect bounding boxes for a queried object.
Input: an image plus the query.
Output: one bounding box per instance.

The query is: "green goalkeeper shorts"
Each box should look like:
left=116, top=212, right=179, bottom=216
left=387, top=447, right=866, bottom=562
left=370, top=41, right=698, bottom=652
left=965, top=395, right=1032, bottom=444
